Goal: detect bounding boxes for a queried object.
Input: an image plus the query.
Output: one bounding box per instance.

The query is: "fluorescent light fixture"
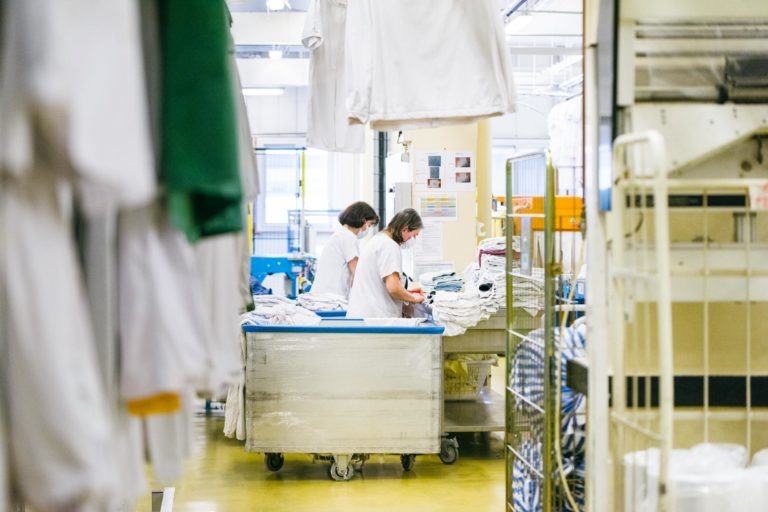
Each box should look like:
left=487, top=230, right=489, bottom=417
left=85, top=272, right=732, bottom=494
left=268, top=48, right=283, bottom=60
left=505, top=12, right=533, bottom=35
left=265, top=0, right=287, bottom=11
left=242, top=87, right=285, bottom=96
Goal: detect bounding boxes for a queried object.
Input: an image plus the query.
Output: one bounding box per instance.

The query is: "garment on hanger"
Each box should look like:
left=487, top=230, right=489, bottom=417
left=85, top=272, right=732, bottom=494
left=345, top=0, right=516, bottom=131
left=119, top=202, right=211, bottom=413
left=107, top=411, right=147, bottom=509
left=1, top=169, right=116, bottom=511
left=144, top=389, right=196, bottom=485
left=194, top=234, right=245, bottom=397
left=0, top=0, right=156, bottom=214
left=157, top=0, right=243, bottom=242
left=303, top=0, right=365, bottom=153
left=0, top=362, right=8, bottom=512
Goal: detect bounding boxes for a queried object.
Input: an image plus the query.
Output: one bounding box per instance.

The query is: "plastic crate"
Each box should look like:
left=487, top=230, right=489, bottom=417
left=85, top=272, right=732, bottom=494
left=444, top=357, right=497, bottom=400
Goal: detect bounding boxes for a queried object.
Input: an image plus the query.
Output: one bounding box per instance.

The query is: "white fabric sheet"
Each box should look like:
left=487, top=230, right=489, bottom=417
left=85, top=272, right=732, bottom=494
left=345, top=0, right=516, bottom=131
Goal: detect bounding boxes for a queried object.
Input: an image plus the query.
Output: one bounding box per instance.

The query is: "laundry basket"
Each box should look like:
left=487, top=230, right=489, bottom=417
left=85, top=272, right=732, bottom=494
left=444, top=357, right=497, bottom=400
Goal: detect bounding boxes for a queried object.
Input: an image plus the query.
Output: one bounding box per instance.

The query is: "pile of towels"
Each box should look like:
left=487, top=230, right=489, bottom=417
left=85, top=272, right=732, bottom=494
left=240, top=296, right=322, bottom=327
left=297, top=292, right=348, bottom=312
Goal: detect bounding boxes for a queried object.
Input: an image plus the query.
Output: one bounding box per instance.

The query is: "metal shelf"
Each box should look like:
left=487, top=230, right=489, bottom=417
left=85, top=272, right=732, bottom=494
left=443, top=389, right=505, bottom=433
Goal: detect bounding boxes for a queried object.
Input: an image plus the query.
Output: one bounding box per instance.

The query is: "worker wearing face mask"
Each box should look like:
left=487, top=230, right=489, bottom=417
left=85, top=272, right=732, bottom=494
left=310, top=201, right=379, bottom=299
left=347, top=208, right=426, bottom=318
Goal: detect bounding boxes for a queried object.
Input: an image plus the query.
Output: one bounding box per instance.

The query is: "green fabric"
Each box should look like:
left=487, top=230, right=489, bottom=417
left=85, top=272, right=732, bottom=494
left=158, top=0, right=243, bottom=241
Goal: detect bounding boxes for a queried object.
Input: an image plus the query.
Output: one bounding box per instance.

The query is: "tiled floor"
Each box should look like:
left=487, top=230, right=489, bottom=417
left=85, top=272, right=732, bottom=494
left=137, top=363, right=508, bottom=511
left=137, top=412, right=505, bottom=512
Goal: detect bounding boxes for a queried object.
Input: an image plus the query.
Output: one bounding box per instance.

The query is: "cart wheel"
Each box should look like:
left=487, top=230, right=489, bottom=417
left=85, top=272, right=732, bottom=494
left=265, top=453, right=284, bottom=472
left=400, top=454, right=416, bottom=471
left=329, top=461, right=355, bottom=481
left=439, top=439, right=459, bottom=465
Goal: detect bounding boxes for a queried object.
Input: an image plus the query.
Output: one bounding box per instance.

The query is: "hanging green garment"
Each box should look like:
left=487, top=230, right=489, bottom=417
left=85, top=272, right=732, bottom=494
left=157, top=0, right=243, bottom=241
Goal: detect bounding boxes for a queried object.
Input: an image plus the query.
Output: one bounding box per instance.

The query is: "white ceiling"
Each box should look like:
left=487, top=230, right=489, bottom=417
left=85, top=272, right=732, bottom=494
left=227, top=0, right=310, bottom=12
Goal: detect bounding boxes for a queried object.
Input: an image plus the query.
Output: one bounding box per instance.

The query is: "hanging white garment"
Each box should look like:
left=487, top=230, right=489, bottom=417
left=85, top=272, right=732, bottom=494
left=0, top=0, right=156, bottom=212
left=0, top=169, right=115, bottom=510
left=144, top=389, right=195, bottom=485
left=0, top=367, right=7, bottom=512
left=119, top=202, right=211, bottom=403
left=302, top=0, right=365, bottom=153
left=345, top=0, right=516, bottom=131
left=194, top=235, right=245, bottom=398
left=106, top=411, right=147, bottom=510
left=230, top=49, right=258, bottom=309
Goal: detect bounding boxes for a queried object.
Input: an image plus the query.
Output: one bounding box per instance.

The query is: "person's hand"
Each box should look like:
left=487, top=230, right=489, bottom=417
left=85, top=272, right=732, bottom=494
left=411, top=290, right=425, bottom=304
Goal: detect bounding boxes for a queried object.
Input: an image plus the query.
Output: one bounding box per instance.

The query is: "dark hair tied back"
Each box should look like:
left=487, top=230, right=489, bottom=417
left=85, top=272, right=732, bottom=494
left=338, top=201, right=379, bottom=228
left=386, top=208, right=423, bottom=245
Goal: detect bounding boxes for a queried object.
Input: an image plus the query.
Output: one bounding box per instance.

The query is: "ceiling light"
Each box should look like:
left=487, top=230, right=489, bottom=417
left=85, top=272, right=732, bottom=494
left=265, top=0, right=287, bottom=11
left=505, top=12, right=533, bottom=35
left=268, top=48, right=283, bottom=60
left=242, top=88, right=285, bottom=96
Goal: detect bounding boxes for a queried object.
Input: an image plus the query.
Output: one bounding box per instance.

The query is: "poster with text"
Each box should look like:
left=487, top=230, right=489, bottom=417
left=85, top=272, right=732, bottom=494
left=413, top=221, right=443, bottom=262
left=418, top=193, right=457, bottom=220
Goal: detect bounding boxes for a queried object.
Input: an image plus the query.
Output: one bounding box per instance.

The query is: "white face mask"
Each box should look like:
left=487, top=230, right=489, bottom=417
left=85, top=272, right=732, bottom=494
left=402, top=236, right=417, bottom=249
left=357, top=229, right=368, bottom=240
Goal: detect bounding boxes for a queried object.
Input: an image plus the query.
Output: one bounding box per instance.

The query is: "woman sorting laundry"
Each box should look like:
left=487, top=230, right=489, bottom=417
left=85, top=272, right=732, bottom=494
left=310, top=201, right=379, bottom=299
left=347, top=208, right=426, bottom=318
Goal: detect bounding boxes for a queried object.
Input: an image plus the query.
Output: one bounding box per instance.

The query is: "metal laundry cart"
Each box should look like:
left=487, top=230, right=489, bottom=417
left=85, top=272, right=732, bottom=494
left=243, top=320, right=444, bottom=481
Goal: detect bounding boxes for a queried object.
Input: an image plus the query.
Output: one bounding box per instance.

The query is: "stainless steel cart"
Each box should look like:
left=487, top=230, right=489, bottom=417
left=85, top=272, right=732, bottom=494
left=243, top=320, right=444, bottom=481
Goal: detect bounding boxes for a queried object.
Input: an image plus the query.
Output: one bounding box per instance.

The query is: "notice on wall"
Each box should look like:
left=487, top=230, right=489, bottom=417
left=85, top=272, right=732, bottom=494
left=414, top=150, right=476, bottom=191
left=413, top=221, right=443, bottom=262
left=749, top=181, right=768, bottom=210
left=418, top=193, right=458, bottom=220
left=414, top=151, right=447, bottom=190
left=444, top=151, right=476, bottom=191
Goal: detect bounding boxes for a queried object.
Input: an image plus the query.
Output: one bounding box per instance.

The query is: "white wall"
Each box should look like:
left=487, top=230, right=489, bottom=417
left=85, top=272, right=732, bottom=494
left=244, top=86, right=308, bottom=135
left=490, top=95, right=558, bottom=196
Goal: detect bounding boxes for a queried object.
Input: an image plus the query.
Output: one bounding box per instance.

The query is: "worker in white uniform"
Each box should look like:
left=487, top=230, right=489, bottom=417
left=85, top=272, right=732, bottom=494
left=310, top=201, right=379, bottom=298
left=347, top=208, right=426, bottom=318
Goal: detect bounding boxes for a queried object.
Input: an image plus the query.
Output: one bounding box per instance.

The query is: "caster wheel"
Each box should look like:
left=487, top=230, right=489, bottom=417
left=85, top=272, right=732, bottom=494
left=400, top=454, right=416, bottom=471
left=439, top=440, right=459, bottom=465
left=329, top=461, right=355, bottom=481
left=265, top=452, right=284, bottom=472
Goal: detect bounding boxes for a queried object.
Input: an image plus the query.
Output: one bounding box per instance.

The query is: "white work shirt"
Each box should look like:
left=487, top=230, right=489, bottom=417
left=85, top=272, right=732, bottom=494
left=345, top=0, right=516, bottom=131
left=347, top=233, right=403, bottom=318
left=311, top=227, right=359, bottom=298
left=302, top=0, right=365, bottom=153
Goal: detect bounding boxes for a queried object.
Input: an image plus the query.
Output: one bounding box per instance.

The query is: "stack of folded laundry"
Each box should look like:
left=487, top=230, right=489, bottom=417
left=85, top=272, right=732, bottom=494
left=477, top=236, right=505, bottom=262
left=241, top=296, right=321, bottom=326
left=428, top=290, right=490, bottom=336
left=419, top=270, right=464, bottom=293
left=297, top=292, right=348, bottom=312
